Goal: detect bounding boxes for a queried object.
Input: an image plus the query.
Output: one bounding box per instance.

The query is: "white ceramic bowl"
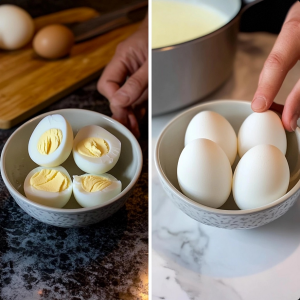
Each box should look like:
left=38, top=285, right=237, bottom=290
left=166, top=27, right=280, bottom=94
left=155, top=100, right=300, bottom=229
left=1, top=109, right=143, bottom=228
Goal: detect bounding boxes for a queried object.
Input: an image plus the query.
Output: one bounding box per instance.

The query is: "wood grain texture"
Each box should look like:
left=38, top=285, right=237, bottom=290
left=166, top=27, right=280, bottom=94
left=0, top=7, right=140, bottom=129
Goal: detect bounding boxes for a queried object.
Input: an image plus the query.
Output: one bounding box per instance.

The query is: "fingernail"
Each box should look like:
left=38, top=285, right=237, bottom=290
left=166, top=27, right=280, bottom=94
left=290, top=114, right=299, bottom=131
left=113, top=91, right=130, bottom=106
left=252, top=96, right=267, bottom=111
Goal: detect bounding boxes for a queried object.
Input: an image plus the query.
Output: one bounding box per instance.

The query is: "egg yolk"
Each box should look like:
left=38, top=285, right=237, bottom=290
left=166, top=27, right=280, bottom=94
left=77, top=137, right=109, bottom=158
left=30, top=169, right=70, bottom=192
left=37, top=128, right=63, bottom=155
left=81, top=175, right=112, bottom=192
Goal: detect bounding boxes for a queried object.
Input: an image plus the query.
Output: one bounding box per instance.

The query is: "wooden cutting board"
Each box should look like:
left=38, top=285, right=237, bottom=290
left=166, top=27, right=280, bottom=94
left=0, top=7, right=140, bottom=129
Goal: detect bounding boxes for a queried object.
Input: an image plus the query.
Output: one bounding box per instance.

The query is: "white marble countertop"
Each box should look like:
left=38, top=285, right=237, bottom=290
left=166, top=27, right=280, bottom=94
left=152, top=32, right=300, bottom=300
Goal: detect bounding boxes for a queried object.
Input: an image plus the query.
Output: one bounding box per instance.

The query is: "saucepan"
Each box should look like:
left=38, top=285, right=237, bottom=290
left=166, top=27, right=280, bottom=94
left=152, top=0, right=263, bottom=115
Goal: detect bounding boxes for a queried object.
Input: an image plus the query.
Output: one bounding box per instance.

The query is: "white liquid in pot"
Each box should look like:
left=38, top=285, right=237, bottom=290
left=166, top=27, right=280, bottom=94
left=152, top=0, right=228, bottom=49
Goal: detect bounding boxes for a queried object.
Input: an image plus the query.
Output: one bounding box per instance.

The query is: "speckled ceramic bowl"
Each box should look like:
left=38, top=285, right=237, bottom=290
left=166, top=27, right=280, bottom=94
left=155, top=100, right=300, bottom=229
left=1, top=109, right=143, bottom=228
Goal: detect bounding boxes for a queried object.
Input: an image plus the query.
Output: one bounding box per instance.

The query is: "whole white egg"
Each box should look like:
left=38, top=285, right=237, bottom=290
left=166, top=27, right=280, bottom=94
left=28, top=114, right=73, bottom=167
left=72, top=173, right=122, bottom=208
left=72, top=125, right=121, bottom=174
left=24, top=166, right=72, bottom=208
left=177, top=138, right=232, bottom=208
left=238, top=110, right=287, bottom=157
left=0, top=5, right=35, bottom=50
left=233, top=144, right=290, bottom=210
left=185, top=111, right=237, bottom=165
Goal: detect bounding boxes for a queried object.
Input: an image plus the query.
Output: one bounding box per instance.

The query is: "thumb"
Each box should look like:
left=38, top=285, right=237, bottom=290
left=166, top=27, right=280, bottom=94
left=111, top=60, right=148, bottom=108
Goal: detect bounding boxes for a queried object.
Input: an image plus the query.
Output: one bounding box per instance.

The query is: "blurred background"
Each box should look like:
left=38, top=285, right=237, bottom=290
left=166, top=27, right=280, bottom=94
left=0, top=1, right=148, bottom=299
left=0, top=0, right=296, bottom=32
left=240, top=0, right=296, bottom=33
left=0, top=0, right=143, bottom=17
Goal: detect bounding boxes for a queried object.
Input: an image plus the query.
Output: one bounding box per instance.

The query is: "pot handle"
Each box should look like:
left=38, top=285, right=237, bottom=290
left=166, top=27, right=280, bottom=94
left=241, top=0, right=264, bottom=14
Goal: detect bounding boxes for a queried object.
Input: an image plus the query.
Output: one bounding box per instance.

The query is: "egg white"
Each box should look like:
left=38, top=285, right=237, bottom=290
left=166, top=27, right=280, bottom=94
left=233, top=144, right=290, bottom=210
left=72, top=173, right=122, bottom=208
left=184, top=111, right=237, bottom=165
left=237, top=111, right=287, bottom=158
left=28, top=114, right=73, bottom=167
left=72, top=125, right=121, bottom=174
left=177, top=138, right=232, bottom=208
left=24, top=166, right=73, bottom=208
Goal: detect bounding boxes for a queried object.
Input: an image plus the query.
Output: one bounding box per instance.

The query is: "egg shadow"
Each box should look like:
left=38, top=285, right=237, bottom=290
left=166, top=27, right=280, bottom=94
left=61, top=153, right=84, bottom=209
left=31, top=51, right=72, bottom=61
left=101, top=124, right=134, bottom=189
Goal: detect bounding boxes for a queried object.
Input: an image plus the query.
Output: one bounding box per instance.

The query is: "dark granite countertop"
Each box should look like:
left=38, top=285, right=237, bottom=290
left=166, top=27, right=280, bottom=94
left=0, top=1, right=148, bottom=299
left=0, top=79, right=148, bottom=300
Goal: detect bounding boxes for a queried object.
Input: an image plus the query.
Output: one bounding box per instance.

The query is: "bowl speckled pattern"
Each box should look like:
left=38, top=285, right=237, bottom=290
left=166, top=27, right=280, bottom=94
left=155, top=100, right=300, bottom=229
left=1, top=109, right=143, bottom=228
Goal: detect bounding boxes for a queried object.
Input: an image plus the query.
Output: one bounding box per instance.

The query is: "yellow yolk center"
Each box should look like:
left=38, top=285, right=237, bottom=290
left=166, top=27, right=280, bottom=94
left=37, top=128, right=63, bottom=155
left=81, top=175, right=112, bottom=193
left=77, top=137, right=109, bottom=158
left=30, top=169, right=70, bottom=192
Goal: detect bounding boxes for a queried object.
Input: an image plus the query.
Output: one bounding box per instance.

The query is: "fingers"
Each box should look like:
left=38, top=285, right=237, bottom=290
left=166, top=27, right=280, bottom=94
left=110, top=104, right=130, bottom=128
left=99, top=59, right=148, bottom=138
left=132, top=88, right=148, bottom=108
left=252, top=20, right=300, bottom=112
left=282, top=78, right=300, bottom=131
left=110, top=104, right=140, bottom=138
left=128, top=112, right=140, bottom=138
left=97, top=55, right=128, bottom=99
left=97, top=25, right=148, bottom=138
left=111, top=60, right=148, bottom=107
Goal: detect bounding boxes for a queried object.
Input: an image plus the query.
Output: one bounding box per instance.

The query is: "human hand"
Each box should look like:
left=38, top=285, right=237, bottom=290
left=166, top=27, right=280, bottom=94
left=97, top=15, right=148, bottom=138
left=251, top=2, right=300, bottom=132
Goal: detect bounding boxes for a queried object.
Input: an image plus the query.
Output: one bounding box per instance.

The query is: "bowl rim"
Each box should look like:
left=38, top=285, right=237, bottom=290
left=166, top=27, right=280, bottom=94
left=155, top=99, right=300, bottom=215
left=0, top=108, right=143, bottom=214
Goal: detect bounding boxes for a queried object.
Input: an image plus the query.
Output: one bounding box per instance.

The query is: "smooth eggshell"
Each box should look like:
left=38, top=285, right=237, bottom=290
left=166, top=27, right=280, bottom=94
left=177, top=138, right=232, bottom=208
left=233, top=144, right=290, bottom=210
left=185, top=111, right=237, bottom=165
left=0, top=5, right=34, bottom=50
left=33, top=24, right=74, bottom=59
left=238, top=110, right=287, bottom=157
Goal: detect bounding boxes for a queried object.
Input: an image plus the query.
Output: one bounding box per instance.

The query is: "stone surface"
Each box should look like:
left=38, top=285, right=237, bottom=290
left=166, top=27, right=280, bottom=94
left=152, top=32, right=300, bottom=300
left=0, top=83, right=148, bottom=299
left=0, top=3, right=148, bottom=298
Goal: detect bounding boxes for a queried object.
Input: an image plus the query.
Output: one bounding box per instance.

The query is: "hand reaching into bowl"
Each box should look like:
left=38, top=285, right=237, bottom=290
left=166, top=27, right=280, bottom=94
left=251, top=2, right=300, bottom=132
left=97, top=15, right=148, bottom=138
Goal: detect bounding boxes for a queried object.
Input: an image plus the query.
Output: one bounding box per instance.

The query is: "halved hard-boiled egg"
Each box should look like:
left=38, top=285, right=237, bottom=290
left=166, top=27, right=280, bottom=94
left=24, top=166, right=72, bottom=208
left=28, top=114, right=73, bottom=167
left=72, top=173, right=122, bottom=207
left=72, top=125, right=121, bottom=174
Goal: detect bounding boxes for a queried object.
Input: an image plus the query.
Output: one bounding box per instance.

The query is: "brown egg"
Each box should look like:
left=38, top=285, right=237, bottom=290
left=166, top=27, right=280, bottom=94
left=33, top=24, right=74, bottom=59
